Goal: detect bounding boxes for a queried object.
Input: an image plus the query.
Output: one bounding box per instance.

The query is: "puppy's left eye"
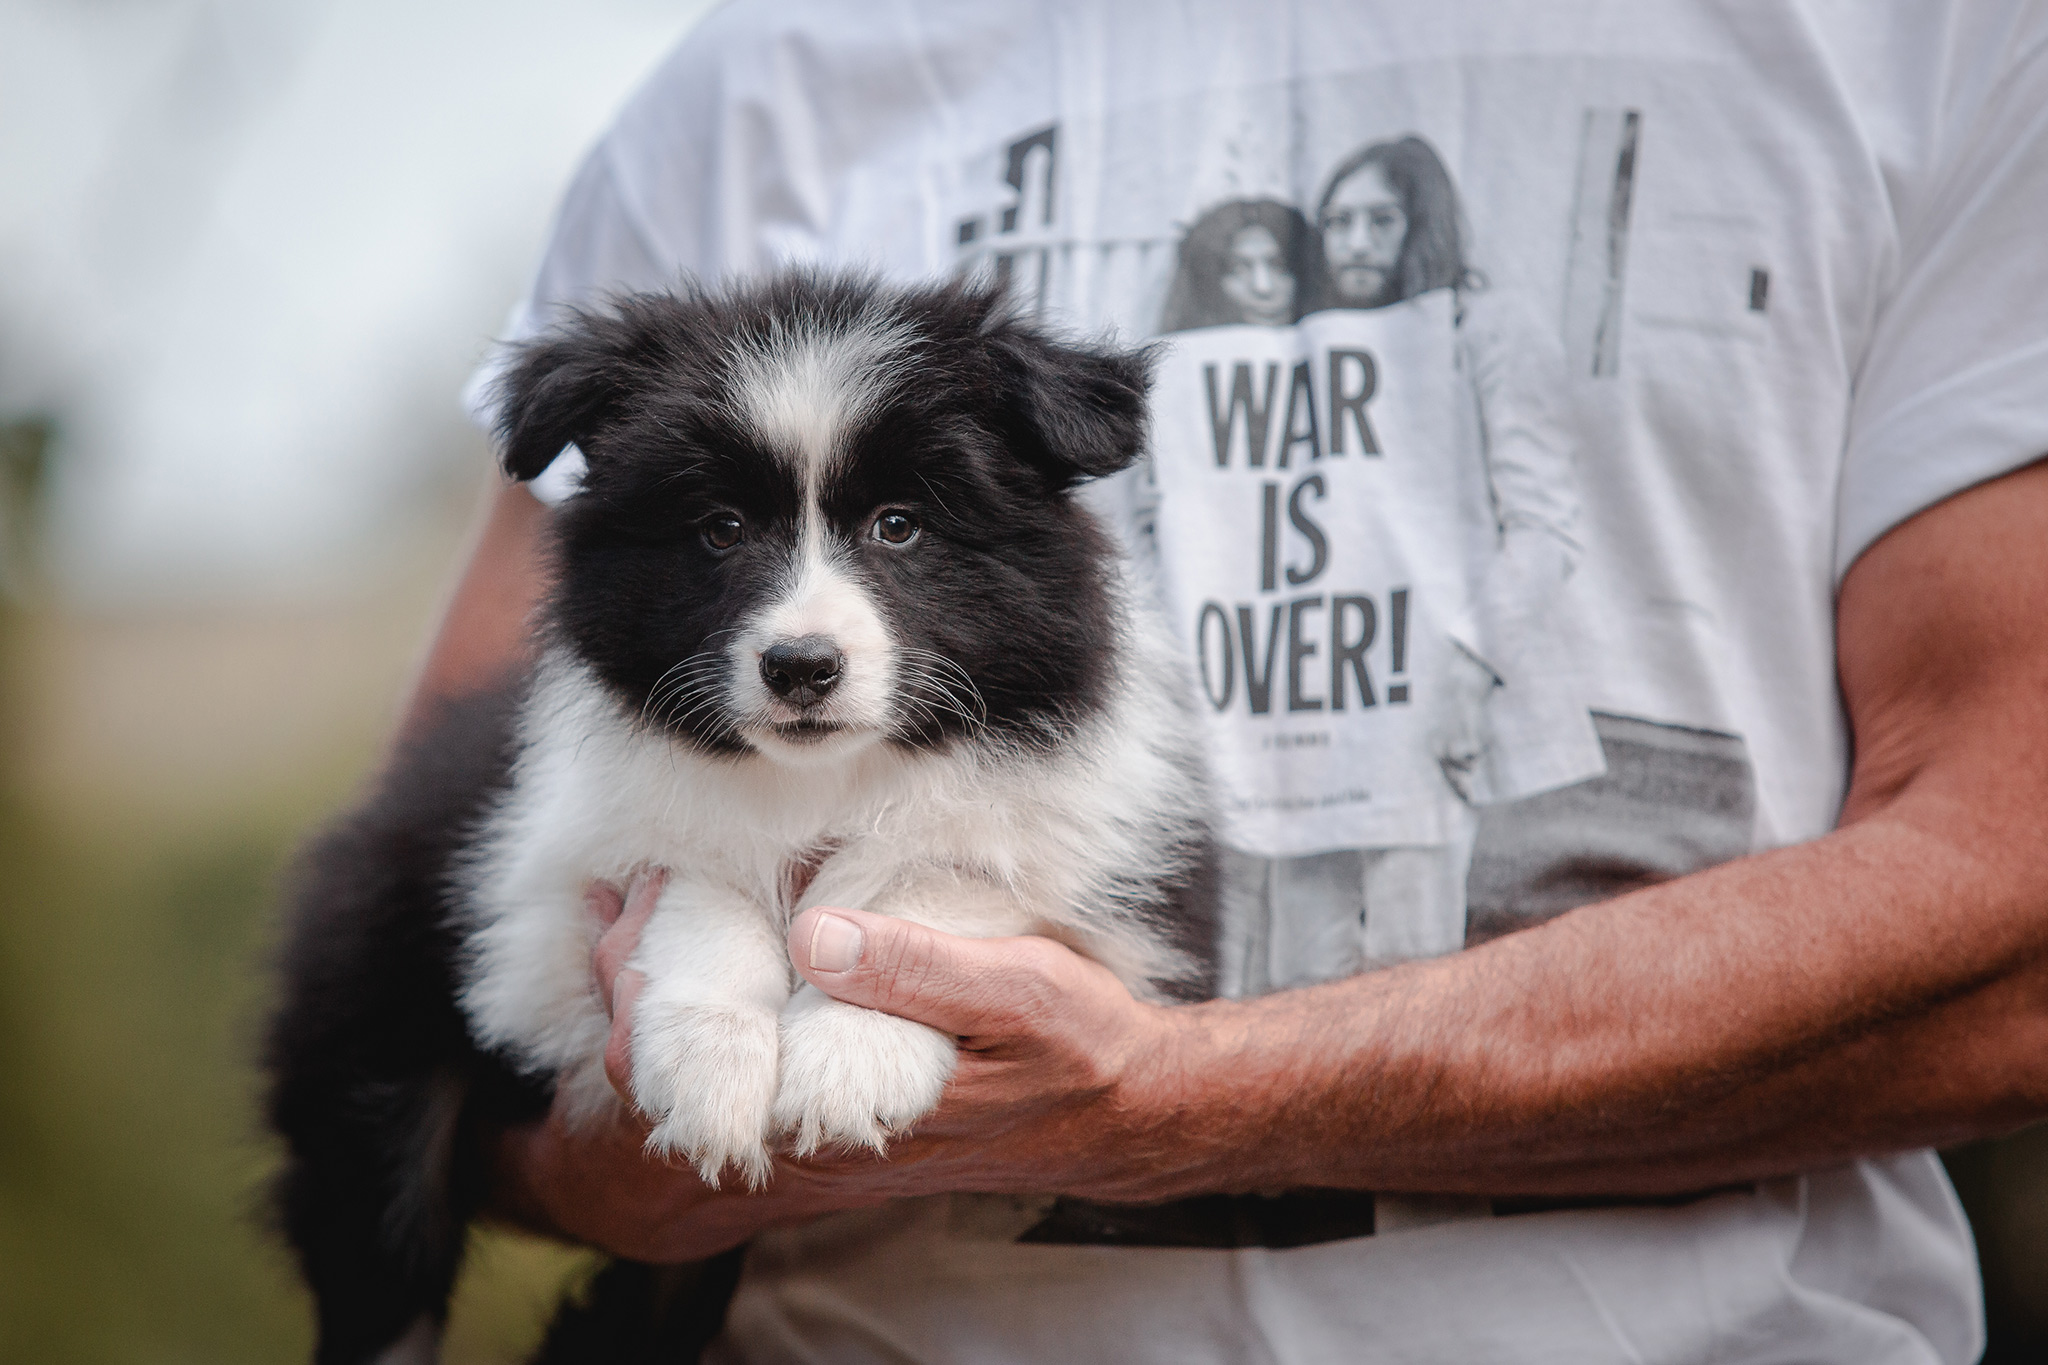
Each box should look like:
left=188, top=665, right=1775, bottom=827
left=872, top=510, right=920, bottom=546
left=702, top=514, right=744, bottom=551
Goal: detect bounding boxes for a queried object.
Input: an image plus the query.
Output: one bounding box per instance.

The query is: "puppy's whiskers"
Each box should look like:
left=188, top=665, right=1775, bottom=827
left=895, top=647, right=990, bottom=740
left=641, top=633, right=741, bottom=741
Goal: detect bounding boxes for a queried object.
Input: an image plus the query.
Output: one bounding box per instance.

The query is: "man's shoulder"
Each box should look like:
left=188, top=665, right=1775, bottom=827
left=606, top=0, right=1044, bottom=160
left=632, top=0, right=1046, bottom=93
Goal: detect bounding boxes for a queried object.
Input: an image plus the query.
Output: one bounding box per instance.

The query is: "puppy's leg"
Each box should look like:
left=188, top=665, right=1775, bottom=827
left=628, top=879, right=790, bottom=1188
left=773, top=881, right=1034, bottom=1156
left=773, top=982, right=959, bottom=1156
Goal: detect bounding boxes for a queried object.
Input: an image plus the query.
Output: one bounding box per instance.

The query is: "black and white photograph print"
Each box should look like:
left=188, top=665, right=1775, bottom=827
left=1141, top=128, right=1610, bottom=983
left=1158, top=133, right=1484, bottom=334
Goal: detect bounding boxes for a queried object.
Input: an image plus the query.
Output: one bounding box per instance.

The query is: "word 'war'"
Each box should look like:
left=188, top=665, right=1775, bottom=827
left=1204, top=348, right=1383, bottom=469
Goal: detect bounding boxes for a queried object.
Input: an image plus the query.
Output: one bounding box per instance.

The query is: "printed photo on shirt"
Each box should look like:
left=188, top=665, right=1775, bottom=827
left=952, top=107, right=1756, bottom=1002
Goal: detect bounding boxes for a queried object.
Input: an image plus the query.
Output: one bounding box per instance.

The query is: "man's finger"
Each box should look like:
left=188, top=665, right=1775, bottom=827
left=586, top=880, right=626, bottom=930
left=593, top=869, right=665, bottom=1104
left=787, top=905, right=1079, bottom=1037
left=593, top=867, right=666, bottom=999
left=603, top=968, right=646, bottom=1101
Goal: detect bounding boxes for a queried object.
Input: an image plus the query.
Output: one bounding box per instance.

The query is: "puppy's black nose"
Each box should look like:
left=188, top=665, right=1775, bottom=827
left=760, top=637, right=844, bottom=706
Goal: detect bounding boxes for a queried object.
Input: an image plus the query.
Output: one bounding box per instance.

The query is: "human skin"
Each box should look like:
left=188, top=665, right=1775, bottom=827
left=447, top=456, right=2048, bottom=1263
left=1217, top=224, right=1295, bottom=325
left=1319, top=163, right=1407, bottom=306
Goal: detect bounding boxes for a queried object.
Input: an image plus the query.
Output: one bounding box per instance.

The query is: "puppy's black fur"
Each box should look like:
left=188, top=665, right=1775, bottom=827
left=265, top=686, right=542, bottom=1362
left=265, top=274, right=1211, bottom=1363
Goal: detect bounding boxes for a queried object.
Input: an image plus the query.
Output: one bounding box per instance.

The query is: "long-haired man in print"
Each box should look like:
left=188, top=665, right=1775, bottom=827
left=1247, top=132, right=1600, bottom=977
left=1315, top=135, right=1482, bottom=309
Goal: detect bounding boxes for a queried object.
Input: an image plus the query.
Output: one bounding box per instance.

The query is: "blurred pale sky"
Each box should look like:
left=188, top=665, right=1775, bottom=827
left=0, top=0, right=716, bottom=605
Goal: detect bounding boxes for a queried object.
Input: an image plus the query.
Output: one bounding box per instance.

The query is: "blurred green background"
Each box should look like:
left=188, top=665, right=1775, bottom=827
left=3, top=3, right=2045, bottom=1361
left=1, top=5, right=709, bottom=1353
left=0, top=416, right=601, bottom=1363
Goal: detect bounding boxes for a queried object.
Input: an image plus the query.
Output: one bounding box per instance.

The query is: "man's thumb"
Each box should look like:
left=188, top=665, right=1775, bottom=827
left=788, top=906, right=1039, bottom=1037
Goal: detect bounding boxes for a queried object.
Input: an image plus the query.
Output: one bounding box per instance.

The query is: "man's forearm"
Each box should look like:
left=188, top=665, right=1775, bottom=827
left=397, top=479, right=548, bottom=740
left=1122, top=459, right=2048, bottom=1202
left=1155, top=744, right=2047, bottom=1196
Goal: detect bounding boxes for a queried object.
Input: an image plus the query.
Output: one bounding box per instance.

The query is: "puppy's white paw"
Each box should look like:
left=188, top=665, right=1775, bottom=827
left=772, top=988, right=957, bottom=1157
left=629, top=1000, right=780, bottom=1188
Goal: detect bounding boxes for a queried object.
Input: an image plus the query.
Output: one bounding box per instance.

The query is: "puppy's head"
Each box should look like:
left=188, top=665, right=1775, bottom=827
left=495, top=273, right=1152, bottom=766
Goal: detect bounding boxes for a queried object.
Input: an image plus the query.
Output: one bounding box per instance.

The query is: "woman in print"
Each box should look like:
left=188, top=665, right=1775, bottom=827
left=1158, top=198, right=1325, bottom=331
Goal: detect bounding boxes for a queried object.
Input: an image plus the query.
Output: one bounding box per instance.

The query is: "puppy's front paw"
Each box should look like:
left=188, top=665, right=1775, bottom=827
left=629, top=1000, right=780, bottom=1188
left=772, top=988, right=957, bottom=1157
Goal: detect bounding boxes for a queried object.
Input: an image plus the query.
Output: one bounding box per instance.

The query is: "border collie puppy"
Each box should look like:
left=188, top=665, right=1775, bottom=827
left=266, top=273, right=1216, bottom=1364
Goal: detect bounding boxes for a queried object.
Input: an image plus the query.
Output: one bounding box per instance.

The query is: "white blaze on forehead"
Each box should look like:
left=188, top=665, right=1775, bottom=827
left=719, top=305, right=918, bottom=760
left=726, top=312, right=919, bottom=484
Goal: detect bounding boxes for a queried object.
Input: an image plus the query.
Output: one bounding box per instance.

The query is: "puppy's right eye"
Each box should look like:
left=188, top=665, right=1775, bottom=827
left=702, top=514, right=743, bottom=551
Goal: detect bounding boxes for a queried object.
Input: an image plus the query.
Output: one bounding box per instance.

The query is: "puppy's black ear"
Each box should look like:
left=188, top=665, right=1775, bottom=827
left=991, top=329, right=1155, bottom=483
left=493, top=308, right=654, bottom=482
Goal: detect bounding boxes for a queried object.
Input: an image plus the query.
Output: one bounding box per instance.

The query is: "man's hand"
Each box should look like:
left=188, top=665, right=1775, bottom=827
left=778, top=906, right=1206, bottom=1203
left=487, top=874, right=895, bottom=1263
left=489, top=879, right=1204, bottom=1260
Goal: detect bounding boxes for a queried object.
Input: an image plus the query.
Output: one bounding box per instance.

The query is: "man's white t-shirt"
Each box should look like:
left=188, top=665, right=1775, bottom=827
left=474, top=2, right=2048, bottom=1360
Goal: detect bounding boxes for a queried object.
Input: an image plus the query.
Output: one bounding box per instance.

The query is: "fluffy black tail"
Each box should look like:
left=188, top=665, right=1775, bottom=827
left=265, top=681, right=746, bottom=1362
left=530, top=1253, right=746, bottom=1364
left=264, top=684, right=550, bottom=1362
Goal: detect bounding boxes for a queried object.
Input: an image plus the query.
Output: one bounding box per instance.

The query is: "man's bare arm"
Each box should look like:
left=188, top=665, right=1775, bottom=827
left=1175, top=453, right=2048, bottom=1196
left=398, top=479, right=549, bottom=737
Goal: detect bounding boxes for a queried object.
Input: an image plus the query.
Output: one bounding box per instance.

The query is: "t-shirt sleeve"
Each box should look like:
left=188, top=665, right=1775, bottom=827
left=1835, top=31, right=2048, bottom=581
left=462, top=13, right=745, bottom=495
left=460, top=147, right=679, bottom=503
left=526, top=145, right=679, bottom=328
